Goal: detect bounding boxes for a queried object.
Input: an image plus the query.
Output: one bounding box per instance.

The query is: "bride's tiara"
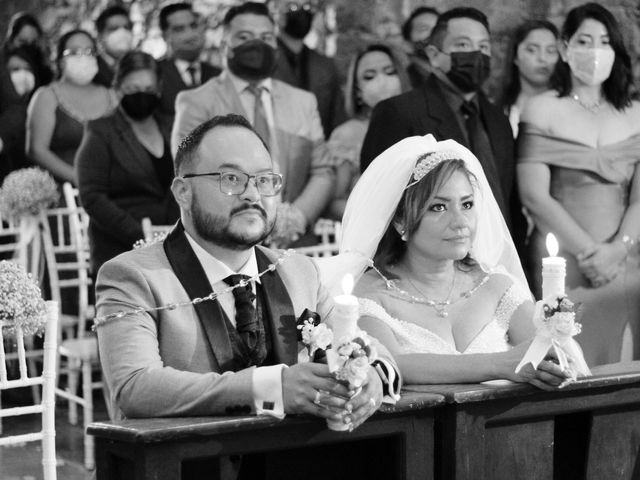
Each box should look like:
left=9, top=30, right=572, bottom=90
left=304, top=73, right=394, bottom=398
left=406, top=150, right=462, bottom=188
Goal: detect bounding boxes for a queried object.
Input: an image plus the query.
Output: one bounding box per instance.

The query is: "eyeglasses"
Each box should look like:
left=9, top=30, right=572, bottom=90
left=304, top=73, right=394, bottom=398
left=181, top=171, right=283, bottom=196
left=62, top=47, right=96, bottom=58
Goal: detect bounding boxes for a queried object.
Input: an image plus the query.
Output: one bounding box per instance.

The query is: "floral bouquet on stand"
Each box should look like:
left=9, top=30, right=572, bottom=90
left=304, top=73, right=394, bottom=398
left=516, top=295, right=591, bottom=379
left=0, top=260, right=47, bottom=337
left=0, top=168, right=59, bottom=219
left=297, top=311, right=378, bottom=431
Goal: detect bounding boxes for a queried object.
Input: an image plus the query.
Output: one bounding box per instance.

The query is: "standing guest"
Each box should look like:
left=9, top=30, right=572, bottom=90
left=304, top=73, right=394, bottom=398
left=0, top=45, right=52, bottom=180
left=360, top=7, right=515, bottom=229
left=402, top=6, right=439, bottom=88
left=271, top=0, right=345, bottom=137
left=173, top=2, right=333, bottom=247
left=326, top=43, right=409, bottom=219
left=518, top=3, right=640, bottom=366
left=76, top=51, right=179, bottom=273
left=156, top=2, right=221, bottom=125
left=500, top=20, right=559, bottom=138
left=2, top=12, right=47, bottom=54
left=26, top=29, right=116, bottom=185
left=93, top=4, right=134, bottom=88
left=96, top=114, right=399, bottom=439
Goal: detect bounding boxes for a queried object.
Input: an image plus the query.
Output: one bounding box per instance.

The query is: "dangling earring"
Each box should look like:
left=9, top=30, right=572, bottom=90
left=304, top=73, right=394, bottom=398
left=400, top=230, right=408, bottom=242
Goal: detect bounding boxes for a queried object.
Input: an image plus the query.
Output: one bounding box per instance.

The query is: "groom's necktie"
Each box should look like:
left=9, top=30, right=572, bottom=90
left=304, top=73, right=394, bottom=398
left=224, top=274, right=266, bottom=366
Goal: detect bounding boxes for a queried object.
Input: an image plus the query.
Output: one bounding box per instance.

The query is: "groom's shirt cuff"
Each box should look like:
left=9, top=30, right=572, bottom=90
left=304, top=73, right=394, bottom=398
left=252, top=364, right=286, bottom=419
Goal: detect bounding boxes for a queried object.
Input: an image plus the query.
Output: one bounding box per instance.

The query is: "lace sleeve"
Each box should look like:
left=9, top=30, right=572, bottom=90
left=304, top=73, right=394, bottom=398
left=494, top=283, right=531, bottom=330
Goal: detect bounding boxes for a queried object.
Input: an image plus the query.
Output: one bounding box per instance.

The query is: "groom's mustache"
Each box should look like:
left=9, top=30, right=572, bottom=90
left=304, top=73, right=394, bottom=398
left=231, top=203, right=267, bottom=219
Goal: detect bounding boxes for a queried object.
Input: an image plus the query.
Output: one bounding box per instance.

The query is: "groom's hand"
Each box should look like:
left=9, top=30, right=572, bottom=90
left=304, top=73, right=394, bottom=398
left=342, top=366, right=383, bottom=431
left=282, top=363, right=350, bottom=420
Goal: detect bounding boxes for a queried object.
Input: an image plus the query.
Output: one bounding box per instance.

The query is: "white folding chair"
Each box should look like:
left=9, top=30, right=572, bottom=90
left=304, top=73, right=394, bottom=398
left=40, top=207, right=100, bottom=469
left=0, top=300, right=58, bottom=480
left=141, top=217, right=173, bottom=243
left=295, top=219, right=342, bottom=258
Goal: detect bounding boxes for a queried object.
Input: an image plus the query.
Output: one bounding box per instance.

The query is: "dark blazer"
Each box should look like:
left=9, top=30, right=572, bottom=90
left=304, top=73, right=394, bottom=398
left=273, top=40, right=346, bottom=138
left=156, top=57, right=221, bottom=123
left=75, top=108, right=179, bottom=272
left=0, top=66, right=31, bottom=179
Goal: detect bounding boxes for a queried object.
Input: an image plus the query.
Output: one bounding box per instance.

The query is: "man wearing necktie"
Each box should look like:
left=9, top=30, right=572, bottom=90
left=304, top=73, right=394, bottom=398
left=172, top=2, right=334, bottom=248
left=96, top=114, right=400, bottom=449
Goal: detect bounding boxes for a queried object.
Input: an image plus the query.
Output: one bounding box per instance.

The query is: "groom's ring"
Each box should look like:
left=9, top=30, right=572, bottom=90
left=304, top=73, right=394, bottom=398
left=313, top=390, right=322, bottom=405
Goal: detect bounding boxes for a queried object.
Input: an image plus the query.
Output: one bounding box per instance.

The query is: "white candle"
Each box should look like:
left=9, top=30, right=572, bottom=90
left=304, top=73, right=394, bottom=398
left=332, top=274, right=359, bottom=344
left=542, top=233, right=566, bottom=299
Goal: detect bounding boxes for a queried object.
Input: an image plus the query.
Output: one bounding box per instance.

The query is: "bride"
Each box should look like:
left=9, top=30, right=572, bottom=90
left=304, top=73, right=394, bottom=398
left=319, top=135, right=587, bottom=389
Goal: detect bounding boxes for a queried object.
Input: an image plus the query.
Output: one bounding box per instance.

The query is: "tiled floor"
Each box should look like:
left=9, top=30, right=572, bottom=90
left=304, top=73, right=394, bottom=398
left=0, top=388, right=109, bottom=480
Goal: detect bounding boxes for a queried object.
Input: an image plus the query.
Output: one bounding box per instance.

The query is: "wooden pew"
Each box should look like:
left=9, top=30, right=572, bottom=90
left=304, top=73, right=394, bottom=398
left=406, top=361, right=640, bottom=480
left=88, top=391, right=444, bottom=480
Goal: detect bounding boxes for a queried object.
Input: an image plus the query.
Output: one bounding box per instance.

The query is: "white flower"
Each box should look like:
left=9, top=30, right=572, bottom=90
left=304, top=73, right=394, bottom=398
left=0, top=260, right=46, bottom=336
left=309, top=323, right=333, bottom=351
left=546, top=312, right=580, bottom=338
left=336, top=356, right=370, bottom=388
left=0, top=167, right=58, bottom=219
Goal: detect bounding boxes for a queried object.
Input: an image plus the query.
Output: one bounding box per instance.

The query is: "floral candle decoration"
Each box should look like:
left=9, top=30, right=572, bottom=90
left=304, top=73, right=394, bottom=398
left=542, top=233, right=566, bottom=300
left=331, top=274, right=359, bottom=344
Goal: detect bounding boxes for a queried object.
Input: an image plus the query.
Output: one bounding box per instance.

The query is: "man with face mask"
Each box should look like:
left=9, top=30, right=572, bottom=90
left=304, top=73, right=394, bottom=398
left=361, top=7, right=519, bottom=234
left=156, top=2, right=221, bottom=125
left=173, top=2, right=334, bottom=247
left=93, top=5, right=134, bottom=87
left=271, top=0, right=345, bottom=137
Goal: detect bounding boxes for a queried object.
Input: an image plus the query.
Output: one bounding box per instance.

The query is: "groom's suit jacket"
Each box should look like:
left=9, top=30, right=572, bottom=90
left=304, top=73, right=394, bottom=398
left=96, top=224, right=398, bottom=420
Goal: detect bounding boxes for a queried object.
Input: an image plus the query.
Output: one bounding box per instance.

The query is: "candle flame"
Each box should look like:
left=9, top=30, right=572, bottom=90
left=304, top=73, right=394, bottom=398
left=341, top=274, right=354, bottom=295
left=546, top=233, right=559, bottom=257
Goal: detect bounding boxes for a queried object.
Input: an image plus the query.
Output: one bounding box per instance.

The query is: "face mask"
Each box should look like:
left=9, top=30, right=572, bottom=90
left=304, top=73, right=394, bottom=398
left=63, top=56, right=98, bottom=85
left=360, top=74, right=402, bottom=108
left=566, top=46, right=615, bottom=86
left=10, top=69, right=35, bottom=96
left=104, top=28, right=133, bottom=57
left=283, top=9, right=314, bottom=39
left=120, top=91, right=159, bottom=120
left=445, top=51, right=491, bottom=93
left=227, top=40, right=277, bottom=82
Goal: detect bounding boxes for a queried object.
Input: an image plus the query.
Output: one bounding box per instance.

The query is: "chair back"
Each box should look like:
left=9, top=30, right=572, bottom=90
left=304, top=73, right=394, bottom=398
left=296, top=219, right=342, bottom=258
left=141, top=217, right=173, bottom=243
left=0, top=300, right=58, bottom=480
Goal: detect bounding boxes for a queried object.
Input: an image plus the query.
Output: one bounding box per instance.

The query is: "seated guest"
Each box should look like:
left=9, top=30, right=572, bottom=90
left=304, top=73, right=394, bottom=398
left=96, top=114, right=399, bottom=433
left=26, top=29, right=116, bottom=185
left=156, top=2, right=221, bottom=125
left=325, top=43, right=409, bottom=219
left=0, top=44, right=52, bottom=180
left=93, top=4, right=134, bottom=88
left=318, top=135, right=587, bottom=386
left=76, top=51, right=178, bottom=273
left=518, top=3, right=640, bottom=365
left=499, top=19, right=559, bottom=138
left=272, top=0, right=346, bottom=137
left=173, top=2, right=334, bottom=247
left=402, top=6, right=439, bottom=88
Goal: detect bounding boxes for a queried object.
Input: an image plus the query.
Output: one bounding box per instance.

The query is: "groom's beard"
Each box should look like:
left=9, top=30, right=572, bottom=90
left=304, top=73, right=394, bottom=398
left=191, top=200, right=274, bottom=250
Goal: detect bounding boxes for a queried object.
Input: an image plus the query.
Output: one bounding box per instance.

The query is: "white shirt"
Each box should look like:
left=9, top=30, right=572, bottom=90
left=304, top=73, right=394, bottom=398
left=226, top=71, right=276, bottom=146
left=174, top=58, right=201, bottom=87
left=185, top=233, right=286, bottom=418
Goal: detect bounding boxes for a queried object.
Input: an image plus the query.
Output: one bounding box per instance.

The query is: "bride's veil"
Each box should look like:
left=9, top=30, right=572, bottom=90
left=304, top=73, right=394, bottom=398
left=316, top=134, right=530, bottom=297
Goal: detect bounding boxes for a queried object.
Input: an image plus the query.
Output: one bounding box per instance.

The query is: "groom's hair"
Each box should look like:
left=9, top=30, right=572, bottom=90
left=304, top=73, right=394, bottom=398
left=174, top=113, right=269, bottom=176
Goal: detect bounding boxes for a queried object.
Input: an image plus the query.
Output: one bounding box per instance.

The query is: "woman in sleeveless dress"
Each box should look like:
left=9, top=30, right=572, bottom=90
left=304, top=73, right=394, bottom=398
left=317, top=135, right=587, bottom=388
left=518, top=4, right=640, bottom=366
left=26, top=29, right=116, bottom=185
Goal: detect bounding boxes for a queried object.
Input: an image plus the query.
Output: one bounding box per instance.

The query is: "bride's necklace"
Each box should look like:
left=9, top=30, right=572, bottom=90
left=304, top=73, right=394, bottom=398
left=570, top=92, right=601, bottom=114
left=405, top=270, right=457, bottom=318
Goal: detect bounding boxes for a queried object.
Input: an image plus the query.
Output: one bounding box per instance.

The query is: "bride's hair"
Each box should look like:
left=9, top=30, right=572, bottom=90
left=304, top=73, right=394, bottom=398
left=373, top=158, right=477, bottom=276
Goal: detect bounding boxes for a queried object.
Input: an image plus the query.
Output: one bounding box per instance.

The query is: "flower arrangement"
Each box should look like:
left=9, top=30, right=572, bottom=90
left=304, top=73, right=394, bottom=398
left=0, top=260, right=47, bottom=336
left=536, top=295, right=582, bottom=338
left=0, top=168, right=59, bottom=219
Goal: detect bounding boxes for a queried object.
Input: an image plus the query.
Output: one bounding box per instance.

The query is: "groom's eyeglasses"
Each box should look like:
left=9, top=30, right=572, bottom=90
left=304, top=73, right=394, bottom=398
left=181, top=171, right=283, bottom=196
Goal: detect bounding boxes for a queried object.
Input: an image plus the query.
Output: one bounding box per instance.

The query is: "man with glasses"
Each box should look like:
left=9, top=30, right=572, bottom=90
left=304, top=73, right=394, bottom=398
left=96, top=115, right=400, bottom=472
left=271, top=0, right=345, bottom=137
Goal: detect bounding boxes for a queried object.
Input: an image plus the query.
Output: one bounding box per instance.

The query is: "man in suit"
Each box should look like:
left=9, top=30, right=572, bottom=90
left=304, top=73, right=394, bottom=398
left=172, top=2, right=334, bottom=245
left=156, top=2, right=221, bottom=124
left=97, top=114, right=398, bottom=430
left=93, top=5, right=133, bottom=88
left=271, top=0, right=345, bottom=137
left=361, top=7, right=516, bottom=227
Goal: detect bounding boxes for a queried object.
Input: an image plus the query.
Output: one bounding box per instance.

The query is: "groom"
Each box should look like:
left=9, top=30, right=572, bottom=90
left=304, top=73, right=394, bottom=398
left=96, top=114, right=398, bottom=428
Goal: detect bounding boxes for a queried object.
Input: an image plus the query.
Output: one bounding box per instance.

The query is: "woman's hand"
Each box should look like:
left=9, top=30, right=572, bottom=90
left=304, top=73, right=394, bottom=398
left=577, top=242, right=626, bottom=287
left=502, top=341, right=573, bottom=391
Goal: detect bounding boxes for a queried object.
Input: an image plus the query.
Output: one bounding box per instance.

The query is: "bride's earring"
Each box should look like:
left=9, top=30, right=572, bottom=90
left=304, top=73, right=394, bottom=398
left=400, top=230, right=408, bottom=242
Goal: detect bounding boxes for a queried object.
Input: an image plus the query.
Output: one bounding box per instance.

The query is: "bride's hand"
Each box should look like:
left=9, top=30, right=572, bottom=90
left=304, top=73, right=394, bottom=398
left=502, top=342, right=573, bottom=391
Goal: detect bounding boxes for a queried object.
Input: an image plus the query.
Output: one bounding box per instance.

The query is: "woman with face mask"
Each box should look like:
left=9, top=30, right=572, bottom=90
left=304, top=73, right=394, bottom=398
left=325, top=44, right=409, bottom=219
left=76, top=51, right=179, bottom=273
left=26, top=29, right=117, bottom=185
left=517, top=3, right=640, bottom=367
